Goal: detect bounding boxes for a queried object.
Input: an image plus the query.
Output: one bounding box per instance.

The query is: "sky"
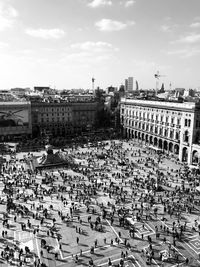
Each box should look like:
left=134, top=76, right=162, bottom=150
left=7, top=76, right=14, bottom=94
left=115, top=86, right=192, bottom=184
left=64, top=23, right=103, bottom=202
left=0, top=0, right=200, bottom=90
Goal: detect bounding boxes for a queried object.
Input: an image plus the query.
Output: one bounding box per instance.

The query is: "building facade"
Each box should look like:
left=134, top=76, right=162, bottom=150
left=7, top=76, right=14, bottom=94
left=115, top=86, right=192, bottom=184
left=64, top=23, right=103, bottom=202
left=31, top=100, right=99, bottom=138
left=31, top=102, right=73, bottom=138
left=120, top=98, right=200, bottom=165
left=0, top=101, right=32, bottom=141
left=71, top=102, right=98, bottom=133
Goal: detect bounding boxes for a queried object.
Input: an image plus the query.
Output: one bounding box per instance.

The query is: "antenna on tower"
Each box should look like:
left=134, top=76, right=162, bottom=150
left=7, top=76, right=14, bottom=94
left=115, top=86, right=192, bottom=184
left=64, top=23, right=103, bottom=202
left=92, top=77, right=95, bottom=95
left=169, top=82, right=172, bottom=90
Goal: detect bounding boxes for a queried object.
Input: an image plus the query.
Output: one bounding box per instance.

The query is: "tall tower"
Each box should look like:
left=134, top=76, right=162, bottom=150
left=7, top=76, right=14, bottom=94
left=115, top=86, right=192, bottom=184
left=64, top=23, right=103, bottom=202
left=154, top=71, right=166, bottom=94
left=127, top=77, right=134, bottom=91
left=125, top=79, right=128, bottom=92
left=136, top=80, right=139, bottom=91
left=92, top=77, right=95, bottom=95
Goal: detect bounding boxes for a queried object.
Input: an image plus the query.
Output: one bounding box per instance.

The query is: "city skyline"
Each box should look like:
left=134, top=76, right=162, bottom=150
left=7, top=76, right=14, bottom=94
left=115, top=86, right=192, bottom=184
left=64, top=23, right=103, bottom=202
left=0, top=0, right=200, bottom=89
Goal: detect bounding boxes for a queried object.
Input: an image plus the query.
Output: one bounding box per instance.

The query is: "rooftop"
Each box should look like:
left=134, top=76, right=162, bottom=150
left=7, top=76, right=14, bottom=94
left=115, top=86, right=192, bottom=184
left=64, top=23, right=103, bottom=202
left=0, top=101, right=30, bottom=105
left=121, top=98, right=200, bottom=110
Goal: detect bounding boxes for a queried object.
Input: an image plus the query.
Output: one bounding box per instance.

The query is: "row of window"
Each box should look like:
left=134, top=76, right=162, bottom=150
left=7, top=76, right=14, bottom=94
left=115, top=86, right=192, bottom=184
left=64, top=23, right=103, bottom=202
left=40, top=118, right=72, bottom=123
left=38, top=112, right=94, bottom=118
left=41, top=124, right=72, bottom=131
left=40, top=113, right=71, bottom=117
left=37, top=107, right=71, bottom=112
left=125, top=113, right=181, bottom=125
left=124, top=122, right=190, bottom=143
left=123, top=118, right=181, bottom=129
left=40, top=114, right=71, bottom=118
left=123, top=106, right=185, bottom=115
left=125, top=121, right=180, bottom=139
left=123, top=114, right=192, bottom=128
left=41, top=128, right=73, bottom=134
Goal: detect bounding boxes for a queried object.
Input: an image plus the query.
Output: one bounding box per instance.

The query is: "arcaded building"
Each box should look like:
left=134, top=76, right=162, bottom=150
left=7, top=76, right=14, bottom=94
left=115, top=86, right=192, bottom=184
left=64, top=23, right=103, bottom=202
left=120, top=98, right=200, bottom=165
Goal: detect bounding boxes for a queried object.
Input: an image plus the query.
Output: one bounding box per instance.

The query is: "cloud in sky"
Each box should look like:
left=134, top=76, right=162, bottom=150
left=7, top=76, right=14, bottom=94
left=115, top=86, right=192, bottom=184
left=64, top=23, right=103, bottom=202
left=0, top=2, right=18, bottom=31
left=175, top=33, right=200, bottom=44
left=88, top=0, right=112, bottom=8
left=71, top=41, right=118, bottom=52
left=160, top=25, right=171, bottom=33
left=25, top=28, right=65, bottom=39
left=167, top=48, right=200, bottom=58
left=160, top=19, right=178, bottom=33
left=62, top=41, right=118, bottom=66
left=190, top=22, right=200, bottom=28
left=95, top=18, right=135, bottom=31
left=124, top=0, right=136, bottom=8
left=64, top=51, right=112, bottom=64
left=0, top=41, right=9, bottom=49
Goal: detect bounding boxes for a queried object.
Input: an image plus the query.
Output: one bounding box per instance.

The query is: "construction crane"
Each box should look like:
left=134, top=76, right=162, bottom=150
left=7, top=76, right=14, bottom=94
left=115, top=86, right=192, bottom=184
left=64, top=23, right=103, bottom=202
left=154, top=71, right=166, bottom=94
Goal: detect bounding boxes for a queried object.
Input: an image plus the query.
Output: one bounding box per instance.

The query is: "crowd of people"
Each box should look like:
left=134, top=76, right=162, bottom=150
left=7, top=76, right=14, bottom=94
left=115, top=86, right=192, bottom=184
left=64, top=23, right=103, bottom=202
left=0, top=139, right=199, bottom=266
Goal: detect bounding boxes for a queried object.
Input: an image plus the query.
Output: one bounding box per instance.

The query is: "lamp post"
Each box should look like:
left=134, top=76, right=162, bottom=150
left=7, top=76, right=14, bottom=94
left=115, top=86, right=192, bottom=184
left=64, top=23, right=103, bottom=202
left=156, top=154, right=161, bottom=190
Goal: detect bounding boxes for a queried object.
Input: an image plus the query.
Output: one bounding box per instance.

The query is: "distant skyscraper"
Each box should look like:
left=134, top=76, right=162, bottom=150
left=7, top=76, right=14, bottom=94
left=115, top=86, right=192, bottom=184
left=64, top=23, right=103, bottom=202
left=128, top=77, right=134, bottom=91
left=125, top=77, right=134, bottom=92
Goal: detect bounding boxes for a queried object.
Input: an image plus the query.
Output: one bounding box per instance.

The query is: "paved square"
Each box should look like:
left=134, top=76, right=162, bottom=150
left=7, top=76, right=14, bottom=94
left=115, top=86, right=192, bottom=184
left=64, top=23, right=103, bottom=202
left=136, top=222, right=155, bottom=236
left=143, top=242, right=185, bottom=267
left=57, top=217, right=117, bottom=258
left=2, top=140, right=200, bottom=267
left=185, top=235, right=200, bottom=254
left=14, top=230, right=39, bottom=256
left=96, top=254, right=141, bottom=267
left=191, top=239, right=200, bottom=249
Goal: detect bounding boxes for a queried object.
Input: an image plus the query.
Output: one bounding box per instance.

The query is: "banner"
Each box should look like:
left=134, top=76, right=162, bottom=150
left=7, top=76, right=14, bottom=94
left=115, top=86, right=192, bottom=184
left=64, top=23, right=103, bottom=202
left=0, top=108, right=29, bottom=127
